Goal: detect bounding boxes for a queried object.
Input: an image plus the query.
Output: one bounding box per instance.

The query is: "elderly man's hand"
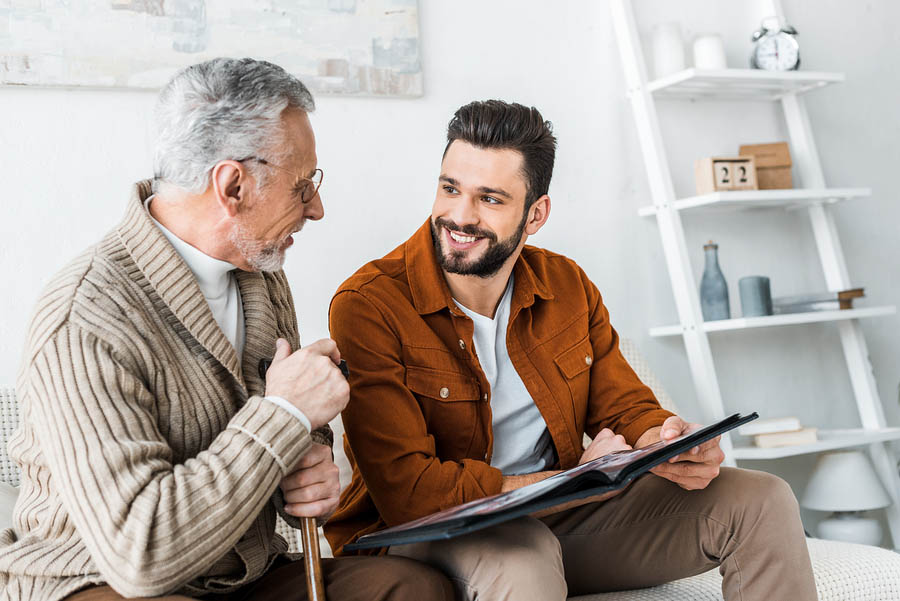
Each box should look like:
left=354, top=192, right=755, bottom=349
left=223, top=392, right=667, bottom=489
left=281, top=443, right=341, bottom=520
left=646, top=415, right=724, bottom=490
left=265, top=338, right=349, bottom=430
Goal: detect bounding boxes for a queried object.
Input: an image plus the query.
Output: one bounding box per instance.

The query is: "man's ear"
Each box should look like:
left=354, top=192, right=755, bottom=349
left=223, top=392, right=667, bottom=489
left=211, top=160, right=246, bottom=217
left=524, top=194, right=551, bottom=236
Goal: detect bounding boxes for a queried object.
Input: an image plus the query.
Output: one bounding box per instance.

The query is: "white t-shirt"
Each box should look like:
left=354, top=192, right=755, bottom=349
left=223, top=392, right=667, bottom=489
left=455, top=276, right=555, bottom=475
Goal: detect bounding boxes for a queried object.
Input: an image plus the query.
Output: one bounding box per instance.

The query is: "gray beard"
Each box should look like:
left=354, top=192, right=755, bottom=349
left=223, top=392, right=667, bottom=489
left=228, top=220, right=291, bottom=272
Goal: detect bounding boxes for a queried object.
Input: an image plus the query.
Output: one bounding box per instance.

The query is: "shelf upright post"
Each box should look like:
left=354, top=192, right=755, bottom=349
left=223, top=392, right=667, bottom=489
left=609, top=0, right=733, bottom=463
left=763, top=0, right=900, bottom=549
left=780, top=79, right=900, bottom=551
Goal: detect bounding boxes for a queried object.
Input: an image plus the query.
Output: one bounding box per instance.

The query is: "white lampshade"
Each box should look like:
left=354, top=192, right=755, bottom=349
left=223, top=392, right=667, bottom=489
left=801, top=450, right=891, bottom=512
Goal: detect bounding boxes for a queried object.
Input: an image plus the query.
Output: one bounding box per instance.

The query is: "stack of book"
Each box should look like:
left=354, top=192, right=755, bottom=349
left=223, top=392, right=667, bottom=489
left=772, top=288, right=864, bottom=314
left=737, top=416, right=817, bottom=448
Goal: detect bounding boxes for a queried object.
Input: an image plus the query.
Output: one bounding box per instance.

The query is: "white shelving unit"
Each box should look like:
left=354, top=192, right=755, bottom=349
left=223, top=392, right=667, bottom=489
left=649, top=306, right=896, bottom=338
left=647, top=68, right=844, bottom=100
left=610, top=0, right=900, bottom=549
left=637, top=187, right=871, bottom=216
left=733, top=428, right=900, bottom=461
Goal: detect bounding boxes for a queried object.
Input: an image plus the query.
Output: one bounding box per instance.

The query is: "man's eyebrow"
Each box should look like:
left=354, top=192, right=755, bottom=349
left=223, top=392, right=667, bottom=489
left=476, top=186, right=512, bottom=199
left=439, top=176, right=513, bottom=199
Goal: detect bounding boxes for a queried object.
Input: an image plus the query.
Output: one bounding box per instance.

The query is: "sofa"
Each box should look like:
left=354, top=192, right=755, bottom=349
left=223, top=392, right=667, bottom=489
left=3, top=339, right=900, bottom=599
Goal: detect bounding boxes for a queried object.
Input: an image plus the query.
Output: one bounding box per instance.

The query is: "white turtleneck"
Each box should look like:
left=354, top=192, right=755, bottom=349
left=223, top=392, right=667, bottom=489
left=146, top=197, right=311, bottom=434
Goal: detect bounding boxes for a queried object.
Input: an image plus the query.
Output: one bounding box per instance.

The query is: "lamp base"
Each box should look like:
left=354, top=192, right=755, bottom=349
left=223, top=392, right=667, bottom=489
left=817, top=512, right=883, bottom=546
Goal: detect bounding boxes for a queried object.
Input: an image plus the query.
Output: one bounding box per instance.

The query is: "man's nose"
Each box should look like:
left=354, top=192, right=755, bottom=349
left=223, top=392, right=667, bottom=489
left=305, top=190, right=325, bottom=221
left=444, top=194, right=479, bottom=227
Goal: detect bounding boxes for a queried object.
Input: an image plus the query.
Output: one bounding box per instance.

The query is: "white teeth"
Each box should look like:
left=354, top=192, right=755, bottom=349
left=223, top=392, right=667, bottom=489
left=449, top=231, right=477, bottom=244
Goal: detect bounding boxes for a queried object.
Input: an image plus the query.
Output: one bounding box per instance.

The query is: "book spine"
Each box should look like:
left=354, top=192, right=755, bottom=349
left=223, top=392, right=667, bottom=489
left=773, top=300, right=850, bottom=314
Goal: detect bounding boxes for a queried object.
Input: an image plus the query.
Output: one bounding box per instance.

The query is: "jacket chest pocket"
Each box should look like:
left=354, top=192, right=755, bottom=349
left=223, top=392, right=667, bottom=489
left=554, top=336, right=593, bottom=433
left=406, top=366, right=480, bottom=460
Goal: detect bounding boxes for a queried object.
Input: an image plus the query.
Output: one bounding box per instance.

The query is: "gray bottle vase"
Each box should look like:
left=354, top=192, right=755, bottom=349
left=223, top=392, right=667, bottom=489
left=700, top=241, right=730, bottom=321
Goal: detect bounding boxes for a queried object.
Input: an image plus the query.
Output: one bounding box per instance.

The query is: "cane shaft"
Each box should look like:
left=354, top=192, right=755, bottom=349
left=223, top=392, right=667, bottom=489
left=301, top=517, right=326, bottom=600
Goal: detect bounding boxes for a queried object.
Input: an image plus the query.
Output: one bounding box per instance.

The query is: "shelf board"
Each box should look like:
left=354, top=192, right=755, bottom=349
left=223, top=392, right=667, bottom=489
left=733, top=428, right=900, bottom=460
left=638, top=187, right=871, bottom=217
left=647, top=68, right=845, bottom=100
left=649, top=306, right=896, bottom=338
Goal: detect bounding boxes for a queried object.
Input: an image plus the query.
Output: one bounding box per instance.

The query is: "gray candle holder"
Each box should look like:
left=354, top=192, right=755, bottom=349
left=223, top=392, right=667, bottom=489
left=739, top=276, right=773, bottom=317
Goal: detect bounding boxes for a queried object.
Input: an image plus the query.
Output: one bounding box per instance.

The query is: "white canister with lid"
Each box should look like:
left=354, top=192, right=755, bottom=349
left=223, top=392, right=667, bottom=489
left=692, top=34, right=727, bottom=70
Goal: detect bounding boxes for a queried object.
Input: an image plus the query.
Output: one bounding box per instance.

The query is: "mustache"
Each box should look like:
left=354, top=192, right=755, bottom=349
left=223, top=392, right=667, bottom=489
left=434, top=217, right=497, bottom=242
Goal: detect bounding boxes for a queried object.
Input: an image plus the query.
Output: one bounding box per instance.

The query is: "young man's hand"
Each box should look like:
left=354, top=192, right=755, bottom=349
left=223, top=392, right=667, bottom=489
left=643, top=415, right=724, bottom=490
left=280, top=443, right=341, bottom=520
left=578, top=428, right=632, bottom=465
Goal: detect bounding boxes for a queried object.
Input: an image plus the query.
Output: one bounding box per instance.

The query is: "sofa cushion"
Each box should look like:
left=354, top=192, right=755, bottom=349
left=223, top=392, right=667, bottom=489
left=569, top=537, right=900, bottom=600
left=0, top=482, right=18, bottom=532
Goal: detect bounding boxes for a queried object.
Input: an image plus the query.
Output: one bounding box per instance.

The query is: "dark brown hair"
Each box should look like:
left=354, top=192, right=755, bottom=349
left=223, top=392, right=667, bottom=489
left=444, top=100, right=557, bottom=209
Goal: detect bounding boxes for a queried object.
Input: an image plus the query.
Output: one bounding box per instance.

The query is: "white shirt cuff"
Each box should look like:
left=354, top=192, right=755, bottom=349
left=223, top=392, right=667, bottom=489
left=263, top=395, right=312, bottom=434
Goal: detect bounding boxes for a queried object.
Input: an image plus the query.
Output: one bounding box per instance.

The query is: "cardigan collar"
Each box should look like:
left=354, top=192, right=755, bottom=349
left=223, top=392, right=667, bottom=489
left=116, top=181, right=275, bottom=390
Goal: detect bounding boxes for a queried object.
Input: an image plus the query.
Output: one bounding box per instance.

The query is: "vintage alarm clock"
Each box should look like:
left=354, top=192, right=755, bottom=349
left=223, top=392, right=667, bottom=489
left=751, top=16, right=800, bottom=71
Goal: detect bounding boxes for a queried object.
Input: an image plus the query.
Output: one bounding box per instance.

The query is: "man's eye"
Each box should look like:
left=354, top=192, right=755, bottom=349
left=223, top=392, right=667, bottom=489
left=483, top=196, right=501, bottom=204
left=443, top=185, right=458, bottom=194
left=292, top=184, right=307, bottom=199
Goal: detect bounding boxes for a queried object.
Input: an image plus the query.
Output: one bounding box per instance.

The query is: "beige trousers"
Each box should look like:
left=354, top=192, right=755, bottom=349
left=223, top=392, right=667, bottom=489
left=389, top=467, right=816, bottom=601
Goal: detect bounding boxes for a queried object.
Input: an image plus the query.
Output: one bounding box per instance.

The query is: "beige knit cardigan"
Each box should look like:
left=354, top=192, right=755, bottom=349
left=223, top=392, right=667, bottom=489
left=0, top=181, right=324, bottom=601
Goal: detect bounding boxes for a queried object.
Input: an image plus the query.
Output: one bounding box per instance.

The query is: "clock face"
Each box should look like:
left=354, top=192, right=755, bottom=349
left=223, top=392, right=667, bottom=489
left=753, top=33, right=800, bottom=70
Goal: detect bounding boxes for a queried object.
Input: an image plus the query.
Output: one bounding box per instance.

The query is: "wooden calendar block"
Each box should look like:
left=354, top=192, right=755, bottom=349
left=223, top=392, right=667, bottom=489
left=695, top=156, right=758, bottom=195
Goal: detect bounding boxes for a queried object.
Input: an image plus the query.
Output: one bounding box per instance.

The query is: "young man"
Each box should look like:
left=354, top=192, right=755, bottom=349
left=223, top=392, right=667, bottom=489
left=0, top=58, right=452, bottom=601
left=325, top=100, right=817, bottom=600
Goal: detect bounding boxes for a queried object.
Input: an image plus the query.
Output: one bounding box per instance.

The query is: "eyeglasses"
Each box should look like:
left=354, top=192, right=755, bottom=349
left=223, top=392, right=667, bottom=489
left=238, top=156, right=324, bottom=204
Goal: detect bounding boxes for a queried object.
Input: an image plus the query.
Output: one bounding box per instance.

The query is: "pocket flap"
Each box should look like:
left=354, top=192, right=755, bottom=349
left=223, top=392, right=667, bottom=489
left=554, top=338, right=594, bottom=380
left=406, top=366, right=480, bottom=402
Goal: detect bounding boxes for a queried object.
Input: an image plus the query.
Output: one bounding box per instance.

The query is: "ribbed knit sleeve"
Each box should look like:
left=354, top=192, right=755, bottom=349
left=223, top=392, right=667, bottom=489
left=26, top=323, right=311, bottom=598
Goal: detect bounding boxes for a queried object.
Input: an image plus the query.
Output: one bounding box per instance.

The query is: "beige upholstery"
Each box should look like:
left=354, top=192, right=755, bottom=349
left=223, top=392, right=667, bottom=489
left=617, top=338, right=678, bottom=414
left=0, top=388, right=19, bottom=488
left=570, top=537, right=900, bottom=601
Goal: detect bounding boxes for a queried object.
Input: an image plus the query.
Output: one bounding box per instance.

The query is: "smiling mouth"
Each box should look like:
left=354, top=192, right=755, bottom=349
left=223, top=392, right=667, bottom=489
left=445, top=227, right=487, bottom=248
left=449, top=230, right=479, bottom=243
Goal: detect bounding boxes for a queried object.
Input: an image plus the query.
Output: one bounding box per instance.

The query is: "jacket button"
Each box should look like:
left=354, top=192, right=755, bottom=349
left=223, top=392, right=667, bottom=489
left=440, top=387, right=450, bottom=399
left=458, top=339, right=466, bottom=350
left=585, top=355, right=593, bottom=366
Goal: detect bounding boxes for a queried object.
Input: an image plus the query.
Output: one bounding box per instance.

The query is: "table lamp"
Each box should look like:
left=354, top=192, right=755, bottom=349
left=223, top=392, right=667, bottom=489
left=801, top=450, right=892, bottom=546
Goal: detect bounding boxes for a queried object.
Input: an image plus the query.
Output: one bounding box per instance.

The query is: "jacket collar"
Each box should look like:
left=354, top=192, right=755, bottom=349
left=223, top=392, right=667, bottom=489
left=116, top=181, right=274, bottom=390
left=405, top=218, right=554, bottom=316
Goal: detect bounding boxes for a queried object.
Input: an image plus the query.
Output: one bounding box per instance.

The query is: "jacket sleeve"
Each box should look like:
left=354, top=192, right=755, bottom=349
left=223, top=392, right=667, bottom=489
left=581, top=273, right=675, bottom=445
left=329, top=289, right=503, bottom=527
left=27, top=323, right=312, bottom=597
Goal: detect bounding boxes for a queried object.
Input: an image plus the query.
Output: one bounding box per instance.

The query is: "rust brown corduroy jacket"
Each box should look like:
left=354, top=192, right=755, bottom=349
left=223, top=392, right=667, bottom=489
left=324, top=220, right=673, bottom=555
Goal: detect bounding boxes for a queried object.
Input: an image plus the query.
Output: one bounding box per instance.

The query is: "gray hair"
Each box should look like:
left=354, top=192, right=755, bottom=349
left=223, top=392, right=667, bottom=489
left=152, top=57, right=315, bottom=194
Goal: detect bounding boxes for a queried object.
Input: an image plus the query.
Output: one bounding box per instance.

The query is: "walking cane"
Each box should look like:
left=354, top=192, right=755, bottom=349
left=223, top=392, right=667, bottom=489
left=260, top=357, right=350, bottom=601
left=299, top=358, right=350, bottom=601
left=300, top=517, right=326, bottom=601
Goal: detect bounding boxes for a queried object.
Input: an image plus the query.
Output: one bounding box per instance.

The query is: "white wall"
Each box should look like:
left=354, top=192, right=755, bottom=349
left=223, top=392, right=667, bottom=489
left=2, top=0, right=899, bottom=527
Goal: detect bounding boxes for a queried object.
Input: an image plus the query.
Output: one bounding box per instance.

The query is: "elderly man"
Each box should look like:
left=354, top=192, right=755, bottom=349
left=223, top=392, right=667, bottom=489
left=0, top=58, right=452, bottom=601
left=325, top=100, right=816, bottom=600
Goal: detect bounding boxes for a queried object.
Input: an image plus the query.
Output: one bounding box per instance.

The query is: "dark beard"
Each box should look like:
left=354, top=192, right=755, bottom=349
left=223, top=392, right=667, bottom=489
left=430, top=212, right=527, bottom=278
